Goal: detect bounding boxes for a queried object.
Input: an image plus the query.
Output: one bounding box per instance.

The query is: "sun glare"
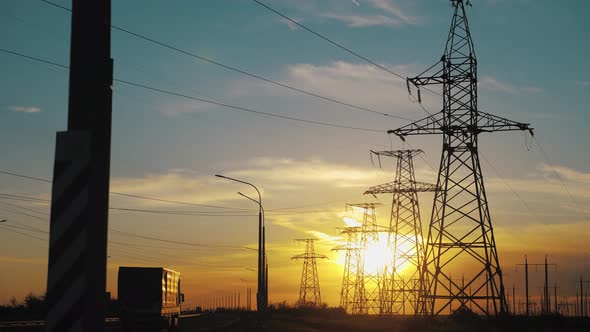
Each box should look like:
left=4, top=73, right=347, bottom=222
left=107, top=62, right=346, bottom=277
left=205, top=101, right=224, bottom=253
left=362, top=233, right=391, bottom=275
left=336, top=225, right=417, bottom=277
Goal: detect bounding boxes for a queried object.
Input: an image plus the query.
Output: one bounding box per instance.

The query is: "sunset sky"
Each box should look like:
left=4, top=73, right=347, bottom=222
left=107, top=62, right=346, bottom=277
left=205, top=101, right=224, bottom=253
left=1, top=0, right=589, bottom=308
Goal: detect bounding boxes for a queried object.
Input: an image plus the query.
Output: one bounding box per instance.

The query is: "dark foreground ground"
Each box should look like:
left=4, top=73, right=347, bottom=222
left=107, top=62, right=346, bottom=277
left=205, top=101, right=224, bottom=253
left=256, top=313, right=590, bottom=332
left=2, top=312, right=590, bottom=332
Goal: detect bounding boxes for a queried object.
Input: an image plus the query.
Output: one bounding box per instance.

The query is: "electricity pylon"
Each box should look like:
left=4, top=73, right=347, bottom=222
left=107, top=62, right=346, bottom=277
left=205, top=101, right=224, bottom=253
left=292, top=239, right=327, bottom=308
left=346, top=203, right=383, bottom=315
left=333, top=227, right=362, bottom=313
left=388, top=0, right=532, bottom=316
left=365, top=150, right=437, bottom=315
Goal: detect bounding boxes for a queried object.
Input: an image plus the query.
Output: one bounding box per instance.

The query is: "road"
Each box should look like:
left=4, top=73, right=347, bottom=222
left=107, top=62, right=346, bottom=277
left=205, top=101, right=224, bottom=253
left=0, top=313, right=247, bottom=332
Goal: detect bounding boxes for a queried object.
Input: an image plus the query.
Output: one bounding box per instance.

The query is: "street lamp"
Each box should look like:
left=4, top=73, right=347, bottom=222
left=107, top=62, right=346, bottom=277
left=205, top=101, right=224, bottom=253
left=215, top=174, right=267, bottom=312
left=238, top=192, right=268, bottom=310
left=237, top=192, right=264, bottom=226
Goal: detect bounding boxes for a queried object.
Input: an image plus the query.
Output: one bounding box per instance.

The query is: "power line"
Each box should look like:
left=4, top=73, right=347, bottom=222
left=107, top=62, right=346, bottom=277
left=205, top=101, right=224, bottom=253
left=0, top=168, right=252, bottom=211
left=0, top=199, right=49, bottom=216
left=0, top=193, right=338, bottom=216
left=0, top=201, right=47, bottom=221
left=0, top=224, right=247, bottom=267
left=0, top=169, right=53, bottom=183
left=38, top=0, right=70, bottom=12
left=0, top=200, right=258, bottom=260
left=109, top=207, right=257, bottom=217
left=108, top=241, right=247, bottom=252
left=108, top=246, right=251, bottom=270
left=37, top=0, right=413, bottom=121
left=480, top=152, right=539, bottom=219
left=253, top=0, right=405, bottom=78
left=0, top=47, right=386, bottom=133
left=111, top=230, right=257, bottom=252
left=0, top=226, right=47, bottom=242
left=109, top=206, right=338, bottom=217
left=532, top=136, right=581, bottom=209
left=116, top=78, right=386, bottom=132
left=0, top=194, right=256, bottom=217
left=0, top=222, right=46, bottom=234
left=0, top=171, right=344, bottom=215
left=0, top=202, right=258, bottom=253
left=0, top=193, right=49, bottom=203
left=109, top=192, right=251, bottom=211
left=251, top=0, right=443, bottom=102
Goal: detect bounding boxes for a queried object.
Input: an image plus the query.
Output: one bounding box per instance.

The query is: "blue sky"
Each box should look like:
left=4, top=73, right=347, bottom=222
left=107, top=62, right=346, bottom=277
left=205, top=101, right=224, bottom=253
left=0, top=0, right=589, bottom=306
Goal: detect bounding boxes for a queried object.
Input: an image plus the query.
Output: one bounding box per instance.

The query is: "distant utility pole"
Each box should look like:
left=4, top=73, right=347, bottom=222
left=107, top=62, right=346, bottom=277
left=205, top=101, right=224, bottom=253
left=46, top=1, right=113, bottom=332
left=579, top=277, right=590, bottom=318
left=516, top=255, right=556, bottom=316
left=292, top=239, right=327, bottom=308
left=513, top=284, right=517, bottom=315
left=388, top=0, right=532, bottom=317
left=364, top=149, right=436, bottom=315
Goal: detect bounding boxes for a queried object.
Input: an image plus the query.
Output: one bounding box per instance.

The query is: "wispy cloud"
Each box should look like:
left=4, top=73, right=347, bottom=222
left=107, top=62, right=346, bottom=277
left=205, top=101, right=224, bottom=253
left=575, top=80, right=590, bottom=87
left=486, top=163, right=590, bottom=201
left=480, top=76, right=543, bottom=94
left=159, top=101, right=218, bottom=116
left=7, top=106, right=41, bottom=113
left=280, top=0, right=419, bottom=28
left=520, top=86, right=543, bottom=94
left=537, top=163, right=590, bottom=184
left=226, top=157, right=389, bottom=189
left=367, top=0, right=418, bottom=25
left=110, top=169, right=239, bottom=207
left=228, top=60, right=424, bottom=113
left=278, top=17, right=301, bottom=31
left=319, top=12, right=403, bottom=27
left=108, top=157, right=391, bottom=208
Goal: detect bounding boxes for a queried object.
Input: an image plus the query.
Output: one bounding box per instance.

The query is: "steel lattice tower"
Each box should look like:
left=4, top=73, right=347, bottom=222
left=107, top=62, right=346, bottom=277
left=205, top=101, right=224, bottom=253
left=292, top=239, right=327, bottom=308
left=347, top=203, right=383, bottom=315
left=388, top=0, right=532, bottom=316
left=365, top=150, right=437, bottom=315
left=333, top=227, right=362, bottom=313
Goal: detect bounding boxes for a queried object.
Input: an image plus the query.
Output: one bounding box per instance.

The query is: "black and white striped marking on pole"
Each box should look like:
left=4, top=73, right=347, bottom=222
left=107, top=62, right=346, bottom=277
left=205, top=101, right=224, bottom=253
left=46, top=131, right=91, bottom=332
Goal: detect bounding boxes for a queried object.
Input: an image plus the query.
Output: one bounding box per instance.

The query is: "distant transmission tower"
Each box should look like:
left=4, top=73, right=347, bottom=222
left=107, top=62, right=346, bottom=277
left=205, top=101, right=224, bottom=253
left=389, top=0, right=532, bottom=316
left=365, top=150, right=436, bottom=315
left=292, top=239, right=327, bottom=308
left=333, top=227, right=361, bottom=313
left=347, top=203, right=383, bottom=315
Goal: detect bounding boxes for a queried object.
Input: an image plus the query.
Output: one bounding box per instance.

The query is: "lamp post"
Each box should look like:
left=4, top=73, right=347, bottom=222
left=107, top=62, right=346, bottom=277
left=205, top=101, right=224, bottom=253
left=238, top=191, right=268, bottom=310
left=215, top=174, right=266, bottom=312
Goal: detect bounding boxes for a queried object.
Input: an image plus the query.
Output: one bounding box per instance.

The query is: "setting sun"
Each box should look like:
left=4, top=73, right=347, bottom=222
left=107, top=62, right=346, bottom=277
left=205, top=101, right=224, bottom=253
left=362, top=232, right=391, bottom=275
left=335, top=217, right=418, bottom=278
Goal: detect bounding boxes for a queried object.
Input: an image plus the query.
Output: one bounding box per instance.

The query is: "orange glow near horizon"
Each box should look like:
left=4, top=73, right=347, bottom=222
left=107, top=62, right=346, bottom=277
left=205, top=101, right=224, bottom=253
left=336, top=217, right=417, bottom=278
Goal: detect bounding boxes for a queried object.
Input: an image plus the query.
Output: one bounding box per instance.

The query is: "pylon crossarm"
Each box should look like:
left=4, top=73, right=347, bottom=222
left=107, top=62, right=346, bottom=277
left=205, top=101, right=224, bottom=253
left=476, top=111, right=533, bottom=134
left=408, top=59, right=446, bottom=86
left=388, top=111, right=532, bottom=141
left=331, top=245, right=348, bottom=252
left=387, top=112, right=445, bottom=140
left=370, top=149, right=423, bottom=158
left=364, top=181, right=438, bottom=195
left=292, top=254, right=328, bottom=260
